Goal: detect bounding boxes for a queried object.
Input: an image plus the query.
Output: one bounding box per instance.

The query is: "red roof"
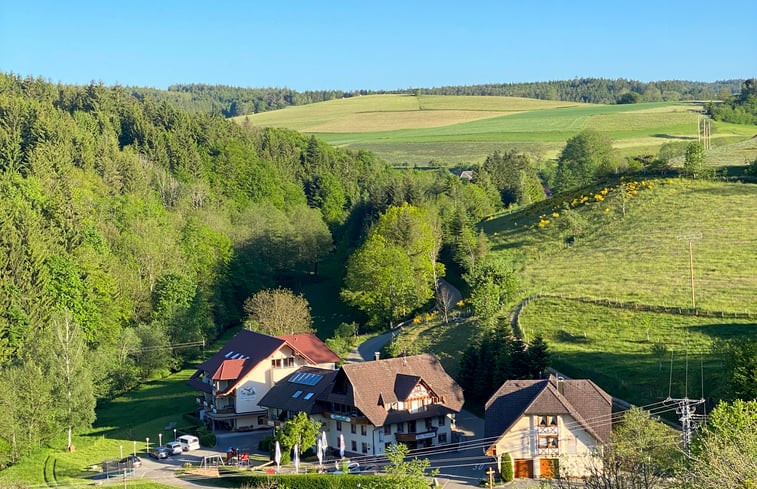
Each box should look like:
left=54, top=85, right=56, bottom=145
left=279, top=333, right=340, bottom=365
left=212, top=358, right=247, bottom=380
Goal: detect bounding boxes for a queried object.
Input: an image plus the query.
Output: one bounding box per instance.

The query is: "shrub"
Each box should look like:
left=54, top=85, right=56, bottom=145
left=501, top=453, right=514, bottom=482
left=196, top=425, right=216, bottom=448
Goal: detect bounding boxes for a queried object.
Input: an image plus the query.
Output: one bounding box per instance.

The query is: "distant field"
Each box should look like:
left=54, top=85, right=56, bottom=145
left=237, top=94, right=757, bottom=165
left=482, top=179, right=757, bottom=314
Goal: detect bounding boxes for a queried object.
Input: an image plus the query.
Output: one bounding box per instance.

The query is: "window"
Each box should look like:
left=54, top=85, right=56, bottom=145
left=384, top=425, right=391, bottom=435
left=351, top=424, right=356, bottom=434
left=397, top=422, right=404, bottom=433
left=438, top=415, right=446, bottom=426
left=336, top=421, right=342, bottom=432
left=425, top=419, right=433, bottom=431
left=361, top=425, right=367, bottom=436
left=549, top=416, right=558, bottom=426
left=539, top=436, right=559, bottom=448
left=285, top=357, right=295, bottom=367
left=361, top=442, right=368, bottom=454
left=292, top=390, right=302, bottom=398
left=408, top=420, right=416, bottom=433
left=351, top=440, right=357, bottom=451
left=539, top=416, right=548, bottom=426
left=271, top=359, right=282, bottom=368
left=438, top=433, right=447, bottom=443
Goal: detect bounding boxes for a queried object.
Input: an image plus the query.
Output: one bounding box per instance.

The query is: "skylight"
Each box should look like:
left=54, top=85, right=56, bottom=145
left=288, top=372, right=323, bottom=386
left=292, top=390, right=303, bottom=398
left=303, top=392, right=314, bottom=400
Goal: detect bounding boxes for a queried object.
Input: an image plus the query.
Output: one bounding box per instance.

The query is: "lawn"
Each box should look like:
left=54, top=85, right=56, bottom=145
left=518, top=297, right=757, bottom=407
left=0, top=364, right=207, bottom=487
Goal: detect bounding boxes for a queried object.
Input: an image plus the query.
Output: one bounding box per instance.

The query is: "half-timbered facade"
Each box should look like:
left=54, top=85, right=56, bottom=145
left=485, top=376, right=612, bottom=479
left=259, top=353, right=464, bottom=456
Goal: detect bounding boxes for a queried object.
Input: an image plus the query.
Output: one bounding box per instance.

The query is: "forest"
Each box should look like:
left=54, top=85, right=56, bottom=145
left=0, top=72, right=516, bottom=463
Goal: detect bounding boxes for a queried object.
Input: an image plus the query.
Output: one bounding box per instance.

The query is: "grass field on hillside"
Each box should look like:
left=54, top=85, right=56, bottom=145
left=238, top=94, right=757, bottom=165
left=483, top=179, right=757, bottom=314
left=518, top=297, right=757, bottom=407
left=0, top=368, right=204, bottom=487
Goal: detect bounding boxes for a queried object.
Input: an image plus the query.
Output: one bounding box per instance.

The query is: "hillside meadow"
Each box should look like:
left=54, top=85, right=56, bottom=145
left=238, top=94, right=757, bottom=166
left=483, top=178, right=757, bottom=314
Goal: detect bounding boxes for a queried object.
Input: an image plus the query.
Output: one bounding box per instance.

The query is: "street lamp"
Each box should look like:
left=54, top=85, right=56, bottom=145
left=146, top=437, right=150, bottom=455
left=159, top=433, right=163, bottom=447
left=173, top=428, right=177, bottom=441
left=120, top=445, right=123, bottom=459
left=133, top=440, right=136, bottom=457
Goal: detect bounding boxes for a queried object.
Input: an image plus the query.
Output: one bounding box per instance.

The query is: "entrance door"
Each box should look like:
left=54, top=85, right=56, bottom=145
left=513, top=459, right=533, bottom=478
left=540, top=458, right=559, bottom=478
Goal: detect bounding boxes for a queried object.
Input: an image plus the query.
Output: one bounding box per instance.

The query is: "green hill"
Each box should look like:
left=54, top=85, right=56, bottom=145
left=480, top=177, right=757, bottom=405
left=237, top=94, right=757, bottom=166
left=483, top=178, right=757, bottom=313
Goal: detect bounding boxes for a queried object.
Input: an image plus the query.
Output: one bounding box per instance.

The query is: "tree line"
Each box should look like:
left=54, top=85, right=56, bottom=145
left=706, top=78, right=757, bottom=124
left=121, top=78, right=746, bottom=117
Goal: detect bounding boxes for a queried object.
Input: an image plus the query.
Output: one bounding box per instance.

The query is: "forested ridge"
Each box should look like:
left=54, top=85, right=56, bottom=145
left=126, top=78, right=743, bottom=117
left=0, top=72, right=512, bottom=463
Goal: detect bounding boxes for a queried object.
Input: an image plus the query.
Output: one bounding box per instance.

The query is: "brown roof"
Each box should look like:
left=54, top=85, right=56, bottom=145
left=485, top=375, right=612, bottom=453
left=190, top=330, right=286, bottom=393
left=279, top=333, right=340, bottom=365
left=331, top=354, right=465, bottom=426
left=212, top=359, right=247, bottom=380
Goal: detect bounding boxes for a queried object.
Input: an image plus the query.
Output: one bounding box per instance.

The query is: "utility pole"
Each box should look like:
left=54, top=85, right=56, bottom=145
left=676, top=234, right=702, bottom=309
left=664, top=397, right=705, bottom=453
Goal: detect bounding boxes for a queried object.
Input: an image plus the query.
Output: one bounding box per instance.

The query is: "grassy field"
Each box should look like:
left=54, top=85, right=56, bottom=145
left=0, top=363, right=208, bottom=488
left=482, top=178, right=757, bottom=314
left=518, top=297, right=756, bottom=407
left=237, top=94, right=757, bottom=166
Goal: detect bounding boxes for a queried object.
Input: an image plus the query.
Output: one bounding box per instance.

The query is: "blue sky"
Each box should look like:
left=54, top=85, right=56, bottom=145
left=1, top=1, right=755, bottom=90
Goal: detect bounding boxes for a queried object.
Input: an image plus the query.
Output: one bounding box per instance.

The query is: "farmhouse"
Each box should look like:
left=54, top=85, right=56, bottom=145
left=259, top=353, right=464, bottom=456
left=485, top=376, right=612, bottom=479
left=188, top=330, right=339, bottom=431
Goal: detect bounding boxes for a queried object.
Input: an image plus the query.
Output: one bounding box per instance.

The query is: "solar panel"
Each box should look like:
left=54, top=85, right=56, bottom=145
left=288, top=372, right=323, bottom=386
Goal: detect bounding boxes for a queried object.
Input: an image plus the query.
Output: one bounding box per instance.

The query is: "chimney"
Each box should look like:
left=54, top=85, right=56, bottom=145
left=374, top=352, right=380, bottom=361
left=557, top=376, right=565, bottom=395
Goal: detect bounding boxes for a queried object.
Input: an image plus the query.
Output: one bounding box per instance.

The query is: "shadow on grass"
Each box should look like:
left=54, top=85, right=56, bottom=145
left=687, top=322, right=757, bottom=340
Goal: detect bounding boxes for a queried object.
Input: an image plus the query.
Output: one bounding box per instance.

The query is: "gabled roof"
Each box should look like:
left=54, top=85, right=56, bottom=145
left=278, top=333, right=340, bottom=365
left=331, top=354, right=464, bottom=426
left=485, top=376, right=612, bottom=453
left=258, top=366, right=338, bottom=414
left=394, top=374, right=422, bottom=401
left=190, top=330, right=286, bottom=391
left=212, top=358, right=247, bottom=380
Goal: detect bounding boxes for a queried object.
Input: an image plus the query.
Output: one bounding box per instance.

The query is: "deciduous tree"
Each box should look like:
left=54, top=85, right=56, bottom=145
left=243, top=288, right=313, bottom=337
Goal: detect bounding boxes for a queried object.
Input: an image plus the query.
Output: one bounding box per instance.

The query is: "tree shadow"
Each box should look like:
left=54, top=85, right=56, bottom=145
left=652, top=134, right=696, bottom=140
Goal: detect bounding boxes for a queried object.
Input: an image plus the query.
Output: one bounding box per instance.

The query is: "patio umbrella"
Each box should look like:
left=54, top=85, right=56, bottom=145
left=274, top=441, right=281, bottom=472
left=293, top=444, right=299, bottom=474
left=321, top=431, right=328, bottom=454
left=339, top=433, right=345, bottom=459
left=316, top=438, right=323, bottom=467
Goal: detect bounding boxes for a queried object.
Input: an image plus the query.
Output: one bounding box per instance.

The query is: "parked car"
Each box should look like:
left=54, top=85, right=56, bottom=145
left=165, top=441, right=183, bottom=455
left=149, top=446, right=170, bottom=459
left=178, top=434, right=200, bottom=451
left=119, top=455, right=142, bottom=468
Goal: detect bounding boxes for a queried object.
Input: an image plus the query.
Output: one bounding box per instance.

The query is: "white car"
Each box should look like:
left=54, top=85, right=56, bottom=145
left=178, top=435, right=201, bottom=451
left=165, top=441, right=183, bottom=455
